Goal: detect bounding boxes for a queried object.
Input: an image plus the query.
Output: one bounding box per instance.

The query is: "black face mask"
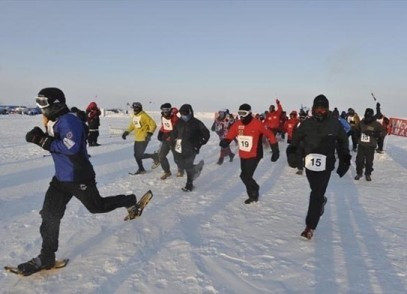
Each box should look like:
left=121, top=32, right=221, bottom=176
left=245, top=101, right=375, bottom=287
left=42, top=104, right=69, bottom=121
left=241, top=114, right=253, bottom=125
left=364, top=115, right=375, bottom=124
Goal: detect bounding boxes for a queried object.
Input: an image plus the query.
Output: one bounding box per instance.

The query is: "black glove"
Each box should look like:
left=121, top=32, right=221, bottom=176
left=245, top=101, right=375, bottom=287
left=26, top=127, right=52, bottom=150
left=286, top=145, right=298, bottom=168
left=337, top=153, right=351, bottom=177
left=194, top=145, right=201, bottom=154
left=270, top=143, right=279, bottom=162
left=146, top=132, right=153, bottom=142
left=157, top=131, right=163, bottom=142
left=219, top=139, right=231, bottom=148
left=122, top=131, right=129, bottom=140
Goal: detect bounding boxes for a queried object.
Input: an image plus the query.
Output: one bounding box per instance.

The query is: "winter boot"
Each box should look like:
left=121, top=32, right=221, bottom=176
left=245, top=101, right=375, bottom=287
left=126, top=202, right=141, bottom=220
left=296, top=169, right=303, bottom=175
left=301, top=227, right=314, bottom=240
left=354, top=174, right=362, bottom=180
left=320, top=196, right=328, bottom=216
left=182, top=182, right=194, bottom=192
left=216, top=157, right=224, bottom=165
left=160, top=172, right=172, bottom=180
left=176, top=170, right=184, bottom=177
left=132, top=169, right=146, bottom=175
left=229, top=153, right=235, bottom=162
left=244, top=198, right=258, bottom=204
left=365, top=174, right=372, bottom=181
left=17, top=254, right=56, bottom=276
left=151, top=153, right=160, bottom=169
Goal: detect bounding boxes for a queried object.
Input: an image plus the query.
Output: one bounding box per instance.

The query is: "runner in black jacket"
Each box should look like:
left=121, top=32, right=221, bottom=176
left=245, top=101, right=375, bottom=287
left=286, top=95, right=351, bottom=240
left=171, top=104, right=210, bottom=191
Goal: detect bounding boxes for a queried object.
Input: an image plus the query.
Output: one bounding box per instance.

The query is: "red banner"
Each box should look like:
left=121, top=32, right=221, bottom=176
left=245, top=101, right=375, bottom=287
left=389, top=118, right=407, bottom=137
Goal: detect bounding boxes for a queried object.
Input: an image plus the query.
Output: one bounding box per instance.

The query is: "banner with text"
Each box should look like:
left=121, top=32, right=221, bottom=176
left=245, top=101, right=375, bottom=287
left=389, top=118, right=407, bottom=137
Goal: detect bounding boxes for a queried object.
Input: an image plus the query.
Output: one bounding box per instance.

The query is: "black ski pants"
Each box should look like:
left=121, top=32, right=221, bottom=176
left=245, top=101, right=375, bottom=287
left=305, top=169, right=331, bottom=230
left=356, top=145, right=375, bottom=176
left=159, top=140, right=180, bottom=174
left=175, top=153, right=196, bottom=186
left=40, top=177, right=136, bottom=258
left=350, top=130, right=359, bottom=150
left=133, top=141, right=155, bottom=171
left=88, top=129, right=99, bottom=145
left=240, top=157, right=260, bottom=200
left=377, top=135, right=386, bottom=151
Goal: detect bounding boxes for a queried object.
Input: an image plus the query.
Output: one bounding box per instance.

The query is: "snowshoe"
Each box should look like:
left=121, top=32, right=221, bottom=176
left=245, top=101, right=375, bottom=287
left=5, top=256, right=68, bottom=276
left=124, top=190, right=153, bottom=221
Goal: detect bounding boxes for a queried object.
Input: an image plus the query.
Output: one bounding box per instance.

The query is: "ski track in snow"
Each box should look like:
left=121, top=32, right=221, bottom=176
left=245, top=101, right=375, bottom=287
left=0, top=114, right=406, bottom=293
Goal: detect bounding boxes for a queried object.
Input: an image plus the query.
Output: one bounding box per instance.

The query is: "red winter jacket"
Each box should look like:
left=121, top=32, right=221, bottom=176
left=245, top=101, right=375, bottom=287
left=264, top=102, right=283, bottom=131
left=158, top=108, right=179, bottom=142
left=284, top=118, right=299, bottom=141
left=225, top=117, right=277, bottom=159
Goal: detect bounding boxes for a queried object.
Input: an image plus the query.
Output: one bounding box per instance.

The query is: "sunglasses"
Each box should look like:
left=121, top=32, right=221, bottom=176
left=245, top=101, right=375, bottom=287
left=35, top=96, right=50, bottom=109
left=161, top=107, right=171, bottom=112
left=238, top=110, right=251, bottom=117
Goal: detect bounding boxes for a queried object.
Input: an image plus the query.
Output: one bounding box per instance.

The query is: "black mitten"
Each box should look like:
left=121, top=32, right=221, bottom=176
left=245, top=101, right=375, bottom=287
left=337, top=153, right=352, bottom=177
left=26, top=127, right=52, bottom=150
left=270, top=143, right=280, bottom=162
left=122, top=131, right=129, bottom=140
left=286, top=145, right=298, bottom=168
left=146, top=132, right=153, bottom=141
left=219, top=139, right=231, bottom=148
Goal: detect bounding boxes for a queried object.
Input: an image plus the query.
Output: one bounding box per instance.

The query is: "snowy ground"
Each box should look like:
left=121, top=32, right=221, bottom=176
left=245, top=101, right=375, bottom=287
left=0, top=113, right=406, bottom=294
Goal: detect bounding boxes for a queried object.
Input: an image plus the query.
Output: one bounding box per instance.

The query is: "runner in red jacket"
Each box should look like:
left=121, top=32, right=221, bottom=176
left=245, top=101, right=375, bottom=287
left=283, top=111, right=299, bottom=144
left=264, top=99, right=283, bottom=135
left=220, top=103, right=280, bottom=204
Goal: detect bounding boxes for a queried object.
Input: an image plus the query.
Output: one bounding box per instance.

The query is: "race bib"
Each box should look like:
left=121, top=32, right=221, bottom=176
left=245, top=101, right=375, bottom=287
left=305, top=153, right=327, bottom=172
left=133, top=116, right=141, bottom=128
left=361, top=133, right=370, bottom=143
left=175, top=139, right=182, bottom=153
left=237, top=135, right=253, bottom=152
left=162, top=117, right=173, bottom=131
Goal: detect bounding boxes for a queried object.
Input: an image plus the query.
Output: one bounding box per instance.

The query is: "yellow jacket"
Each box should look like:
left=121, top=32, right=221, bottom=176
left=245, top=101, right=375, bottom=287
left=125, top=111, right=157, bottom=142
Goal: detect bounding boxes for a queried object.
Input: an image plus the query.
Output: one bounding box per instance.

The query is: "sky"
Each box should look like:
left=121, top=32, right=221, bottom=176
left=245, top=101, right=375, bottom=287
left=1, top=0, right=406, bottom=117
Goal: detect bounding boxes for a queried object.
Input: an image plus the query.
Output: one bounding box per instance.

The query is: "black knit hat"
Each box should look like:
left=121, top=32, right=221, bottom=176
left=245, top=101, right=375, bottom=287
left=160, top=103, right=171, bottom=109
left=313, top=94, right=329, bottom=109
left=37, top=87, right=66, bottom=105
left=365, top=108, right=374, bottom=117
left=239, top=103, right=251, bottom=111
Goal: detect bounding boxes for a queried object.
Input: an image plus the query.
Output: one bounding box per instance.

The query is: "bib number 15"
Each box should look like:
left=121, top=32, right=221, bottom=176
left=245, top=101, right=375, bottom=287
left=305, top=153, right=327, bottom=172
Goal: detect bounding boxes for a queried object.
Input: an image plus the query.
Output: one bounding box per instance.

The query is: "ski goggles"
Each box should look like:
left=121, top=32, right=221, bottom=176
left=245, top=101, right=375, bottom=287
left=35, top=96, right=50, bottom=109
left=238, top=110, right=251, bottom=118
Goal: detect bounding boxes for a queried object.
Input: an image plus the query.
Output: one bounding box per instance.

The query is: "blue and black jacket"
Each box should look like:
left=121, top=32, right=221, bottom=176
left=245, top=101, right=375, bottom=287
left=48, top=113, right=95, bottom=183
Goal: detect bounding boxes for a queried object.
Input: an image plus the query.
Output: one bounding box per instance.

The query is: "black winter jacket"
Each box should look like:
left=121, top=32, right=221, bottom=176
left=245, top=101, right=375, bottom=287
left=171, top=117, right=210, bottom=157
left=291, top=116, right=349, bottom=171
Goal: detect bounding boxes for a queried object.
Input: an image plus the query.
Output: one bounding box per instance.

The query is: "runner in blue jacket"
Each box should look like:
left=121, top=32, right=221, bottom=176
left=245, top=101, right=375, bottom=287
left=17, top=87, right=139, bottom=276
